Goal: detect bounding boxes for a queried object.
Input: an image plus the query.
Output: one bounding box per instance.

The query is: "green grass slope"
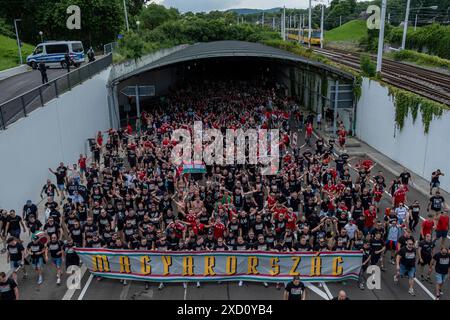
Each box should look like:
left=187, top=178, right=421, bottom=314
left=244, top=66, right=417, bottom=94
left=325, top=20, right=367, bottom=42
left=0, top=35, right=35, bottom=71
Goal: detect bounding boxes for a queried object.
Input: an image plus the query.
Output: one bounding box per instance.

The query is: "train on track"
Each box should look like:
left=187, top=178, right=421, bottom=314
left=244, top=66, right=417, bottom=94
left=287, top=28, right=321, bottom=45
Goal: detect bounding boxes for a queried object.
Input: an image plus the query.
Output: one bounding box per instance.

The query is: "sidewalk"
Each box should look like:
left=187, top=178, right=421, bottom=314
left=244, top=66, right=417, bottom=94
left=314, top=123, right=450, bottom=201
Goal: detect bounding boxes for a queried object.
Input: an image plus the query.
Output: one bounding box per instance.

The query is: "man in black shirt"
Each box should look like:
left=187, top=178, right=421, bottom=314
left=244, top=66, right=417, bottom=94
left=284, top=276, right=306, bottom=300
left=427, top=191, right=446, bottom=215
left=395, top=239, right=417, bottom=296
left=22, top=200, right=38, bottom=222
left=0, top=272, right=19, bottom=300
left=5, top=210, right=26, bottom=240
left=431, top=247, right=450, bottom=299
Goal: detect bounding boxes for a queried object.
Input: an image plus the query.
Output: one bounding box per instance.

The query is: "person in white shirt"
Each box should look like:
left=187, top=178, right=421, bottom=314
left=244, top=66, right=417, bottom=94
left=344, top=220, right=358, bottom=240
left=395, top=203, right=408, bottom=225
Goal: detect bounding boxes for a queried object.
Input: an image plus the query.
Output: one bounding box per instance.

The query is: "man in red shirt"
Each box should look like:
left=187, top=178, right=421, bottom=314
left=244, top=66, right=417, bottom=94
left=435, top=211, right=449, bottom=246
left=78, top=154, right=87, bottom=181
left=212, top=218, right=226, bottom=240
left=420, top=214, right=435, bottom=240
left=364, top=205, right=377, bottom=235
left=393, top=185, right=407, bottom=208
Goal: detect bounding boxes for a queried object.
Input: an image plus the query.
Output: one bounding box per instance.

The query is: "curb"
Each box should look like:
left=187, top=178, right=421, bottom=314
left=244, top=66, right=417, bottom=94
left=0, top=65, right=30, bottom=82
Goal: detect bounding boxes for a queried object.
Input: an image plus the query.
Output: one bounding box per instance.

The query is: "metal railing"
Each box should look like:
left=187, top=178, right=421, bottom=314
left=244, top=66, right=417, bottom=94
left=104, top=42, right=119, bottom=56
left=0, top=53, right=113, bottom=130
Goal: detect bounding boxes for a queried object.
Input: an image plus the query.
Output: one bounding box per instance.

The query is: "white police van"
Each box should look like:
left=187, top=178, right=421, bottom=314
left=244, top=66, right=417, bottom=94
left=26, top=41, right=85, bottom=69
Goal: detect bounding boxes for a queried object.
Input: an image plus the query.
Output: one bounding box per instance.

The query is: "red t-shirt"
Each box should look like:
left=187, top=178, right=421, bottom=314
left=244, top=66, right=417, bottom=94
left=213, top=222, right=226, bottom=239
left=306, top=125, right=313, bottom=136
left=364, top=209, right=376, bottom=228
left=436, top=215, right=449, bottom=232
left=394, top=189, right=406, bottom=204
left=421, top=219, right=434, bottom=236
left=78, top=157, right=87, bottom=169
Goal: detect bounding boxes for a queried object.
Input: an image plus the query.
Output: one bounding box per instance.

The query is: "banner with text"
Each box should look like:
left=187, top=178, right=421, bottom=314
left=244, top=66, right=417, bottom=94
left=74, top=248, right=362, bottom=282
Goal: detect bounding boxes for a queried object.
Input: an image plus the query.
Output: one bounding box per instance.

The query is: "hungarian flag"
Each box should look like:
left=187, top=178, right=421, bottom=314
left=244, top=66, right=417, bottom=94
left=182, top=162, right=207, bottom=174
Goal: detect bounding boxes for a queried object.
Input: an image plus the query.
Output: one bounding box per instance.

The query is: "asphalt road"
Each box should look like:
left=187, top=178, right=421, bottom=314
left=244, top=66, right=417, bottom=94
left=11, top=122, right=449, bottom=300
left=0, top=66, right=69, bottom=105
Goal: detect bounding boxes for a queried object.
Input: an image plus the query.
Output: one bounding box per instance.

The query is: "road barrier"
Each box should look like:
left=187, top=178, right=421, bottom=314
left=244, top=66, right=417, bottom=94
left=0, top=53, right=113, bottom=130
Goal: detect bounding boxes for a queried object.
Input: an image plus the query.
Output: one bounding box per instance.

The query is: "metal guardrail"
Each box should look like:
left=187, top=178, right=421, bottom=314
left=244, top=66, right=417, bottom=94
left=104, top=42, right=119, bottom=56
left=0, top=53, right=113, bottom=130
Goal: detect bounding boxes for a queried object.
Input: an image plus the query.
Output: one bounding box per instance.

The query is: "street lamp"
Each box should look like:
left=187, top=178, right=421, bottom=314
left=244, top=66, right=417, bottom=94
left=14, top=19, right=23, bottom=65
left=39, top=31, right=44, bottom=43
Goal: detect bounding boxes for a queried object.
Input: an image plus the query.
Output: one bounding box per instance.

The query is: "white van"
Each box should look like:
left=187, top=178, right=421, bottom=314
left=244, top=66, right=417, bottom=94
left=26, top=41, right=85, bottom=69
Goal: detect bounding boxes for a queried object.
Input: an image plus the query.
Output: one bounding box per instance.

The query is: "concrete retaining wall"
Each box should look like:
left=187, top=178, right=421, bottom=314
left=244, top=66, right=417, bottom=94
left=356, top=77, right=450, bottom=193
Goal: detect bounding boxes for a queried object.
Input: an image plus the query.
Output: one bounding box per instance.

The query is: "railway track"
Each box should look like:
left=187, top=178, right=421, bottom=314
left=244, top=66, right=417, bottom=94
left=313, top=47, right=450, bottom=106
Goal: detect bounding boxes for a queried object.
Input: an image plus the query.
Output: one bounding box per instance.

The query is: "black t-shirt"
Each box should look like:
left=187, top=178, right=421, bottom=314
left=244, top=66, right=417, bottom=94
left=418, top=240, right=434, bottom=259
left=285, top=281, right=305, bottom=300
left=399, top=172, right=411, bottom=185
left=48, top=240, right=64, bottom=258
left=27, top=241, right=45, bottom=259
left=430, top=196, right=445, bottom=211
left=433, top=252, right=450, bottom=275
left=6, top=215, right=22, bottom=231
left=398, top=247, right=416, bottom=268
left=7, top=243, right=24, bottom=261
left=0, top=278, right=17, bottom=300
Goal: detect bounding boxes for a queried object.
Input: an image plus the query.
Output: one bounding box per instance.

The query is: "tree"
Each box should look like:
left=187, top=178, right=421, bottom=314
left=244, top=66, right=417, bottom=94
left=138, top=3, right=179, bottom=30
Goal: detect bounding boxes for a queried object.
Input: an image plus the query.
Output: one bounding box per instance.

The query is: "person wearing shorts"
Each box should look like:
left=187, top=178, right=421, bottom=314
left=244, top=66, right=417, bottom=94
left=417, top=233, right=434, bottom=282
left=435, top=210, right=449, bottom=247
left=430, top=247, right=450, bottom=300
left=47, top=233, right=64, bottom=285
left=27, top=236, right=46, bottom=285
left=6, top=237, right=27, bottom=279
left=395, top=239, right=417, bottom=296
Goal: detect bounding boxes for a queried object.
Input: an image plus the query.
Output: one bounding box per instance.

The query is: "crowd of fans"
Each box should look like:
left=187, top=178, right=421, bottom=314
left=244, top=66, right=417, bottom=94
left=0, top=79, right=449, bottom=300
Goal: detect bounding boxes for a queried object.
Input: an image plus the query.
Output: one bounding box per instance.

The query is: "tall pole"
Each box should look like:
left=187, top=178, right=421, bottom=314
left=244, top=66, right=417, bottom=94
left=282, top=7, right=286, bottom=40
left=414, top=14, right=418, bottom=31
left=262, top=12, right=265, bottom=27
left=123, top=0, right=130, bottom=32
left=376, top=0, right=387, bottom=73
left=135, top=86, right=141, bottom=135
left=320, top=5, right=324, bottom=49
left=294, top=15, right=296, bottom=28
left=339, top=15, right=342, bottom=26
left=401, top=0, right=411, bottom=50
left=14, top=19, right=23, bottom=65
left=333, top=80, right=339, bottom=138
left=308, top=0, right=312, bottom=48
left=273, top=17, right=275, bottom=29
left=298, top=16, right=302, bottom=43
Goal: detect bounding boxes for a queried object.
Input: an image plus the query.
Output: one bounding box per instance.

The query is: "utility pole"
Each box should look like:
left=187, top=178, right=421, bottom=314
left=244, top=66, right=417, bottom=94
left=14, top=19, right=23, bottom=65
left=414, top=14, right=418, bottom=30
left=376, top=0, right=387, bottom=73
left=339, top=15, right=342, bottom=26
left=308, top=0, right=312, bottom=48
left=282, top=7, right=287, bottom=40
left=262, top=12, right=265, bottom=27
left=401, top=0, right=411, bottom=49
left=273, top=17, right=276, bottom=29
left=294, top=15, right=296, bottom=28
left=320, top=5, right=324, bottom=49
left=123, top=0, right=130, bottom=32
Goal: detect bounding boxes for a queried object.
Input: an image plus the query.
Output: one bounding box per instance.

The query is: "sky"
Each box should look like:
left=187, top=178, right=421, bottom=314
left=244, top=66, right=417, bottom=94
left=151, top=0, right=325, bottom=13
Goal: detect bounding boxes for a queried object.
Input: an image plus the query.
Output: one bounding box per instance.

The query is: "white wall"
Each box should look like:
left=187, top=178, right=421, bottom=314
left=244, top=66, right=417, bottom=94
left=356, top=78, right=450, bottom=193
left=0, top=68, right=111, bottom=211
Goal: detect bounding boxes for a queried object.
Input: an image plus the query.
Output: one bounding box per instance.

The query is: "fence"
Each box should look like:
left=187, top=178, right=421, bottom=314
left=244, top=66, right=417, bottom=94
left=0, top=53, right=113, bottom=130
left=104, top=42, right=119, bottom=56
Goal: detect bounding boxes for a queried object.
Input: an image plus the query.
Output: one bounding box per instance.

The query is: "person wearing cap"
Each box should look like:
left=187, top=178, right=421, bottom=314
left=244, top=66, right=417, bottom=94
left=284, top=275, right=306, bottom=300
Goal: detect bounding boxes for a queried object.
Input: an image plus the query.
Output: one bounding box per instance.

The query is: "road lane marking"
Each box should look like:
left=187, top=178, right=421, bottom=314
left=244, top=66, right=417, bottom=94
left=305, top=283, right=329, bottom=300
left=62, top=264, right=87, bottom=300
left=414, top=278, right=436, bottom=300
left=77, top=274, right=93, bottom=300
left=120, top=281, right=132, bottom=300
left=321, top=282, right=333, bottom=299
